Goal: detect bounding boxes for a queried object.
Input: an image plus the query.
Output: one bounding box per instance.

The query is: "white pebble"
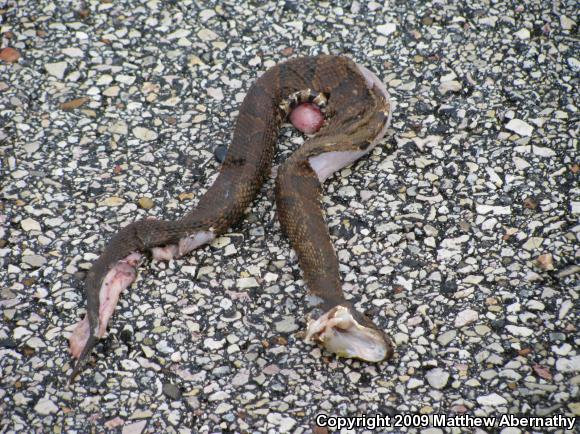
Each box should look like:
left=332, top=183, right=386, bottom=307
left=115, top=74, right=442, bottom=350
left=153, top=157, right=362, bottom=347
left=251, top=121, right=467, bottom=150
left=34, top=397, right=59, bottom=415
left=477, top=393, right=507, bottom=406
left=203, top=338, right=225, bottom=350
left=560, top=15, right=576, bottom=30
left=21, top=218, right=41, bottom=231
left=133, top=127, right=158, bottom=141
left=45, top=62, right=67, bottom=79
left=556, top=356, right=580, bottom=373
left=237, top=277, right=258, bottom=288
left=505, top=119, right=534, bottom=137
left=454, top=309, right=478, bottom=327
left=476, top=204, right=511, bottom=215
left=426, top=368, right=449, bottom=389
left=407, top=378, right=423, bottom=389
left=207, top=87, right=224, bottom=101
left=505, top=325, right=533, bottom=337
left=376, top=23, right=396, bottom=36
left=514, top=28, right=530, bottom=39
left=61, top=47, right=84, bottom=57
left=439, top=80, right=462, bottom=95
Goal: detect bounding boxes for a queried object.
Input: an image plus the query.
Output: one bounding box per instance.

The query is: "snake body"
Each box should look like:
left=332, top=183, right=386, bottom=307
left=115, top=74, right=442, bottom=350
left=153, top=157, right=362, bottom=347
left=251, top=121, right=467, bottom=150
left=68, top=55, right=394, bottom=382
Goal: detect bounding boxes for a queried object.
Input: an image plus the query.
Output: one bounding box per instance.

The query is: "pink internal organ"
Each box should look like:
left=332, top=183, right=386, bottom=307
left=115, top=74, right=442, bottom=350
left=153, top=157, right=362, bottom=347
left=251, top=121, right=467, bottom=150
left=69, top=252, right=142, bottom=359
left=308, top=65, right=392, bottom=183
left=289, top=103, right=324, bottom=134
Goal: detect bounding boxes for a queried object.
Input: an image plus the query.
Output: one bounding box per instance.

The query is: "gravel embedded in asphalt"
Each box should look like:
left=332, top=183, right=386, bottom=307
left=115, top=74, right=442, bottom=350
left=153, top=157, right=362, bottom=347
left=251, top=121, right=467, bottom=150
left=0, top=0, right=578, bottom=433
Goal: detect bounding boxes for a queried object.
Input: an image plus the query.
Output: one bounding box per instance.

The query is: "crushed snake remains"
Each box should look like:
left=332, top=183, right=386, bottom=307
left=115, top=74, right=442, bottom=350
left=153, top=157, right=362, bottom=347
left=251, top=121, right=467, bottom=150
left=68, top=55, right=394, bottom=382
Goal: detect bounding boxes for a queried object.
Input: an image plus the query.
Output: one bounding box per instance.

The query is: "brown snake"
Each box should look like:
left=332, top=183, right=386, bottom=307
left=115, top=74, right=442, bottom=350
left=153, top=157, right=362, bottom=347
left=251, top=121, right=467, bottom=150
left=68, top=55, right=394, bottom=382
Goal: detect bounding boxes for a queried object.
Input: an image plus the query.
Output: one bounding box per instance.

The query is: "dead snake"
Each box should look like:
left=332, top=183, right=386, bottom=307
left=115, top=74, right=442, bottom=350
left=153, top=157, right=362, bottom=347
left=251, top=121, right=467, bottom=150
left=68, top=55, right=394, bottom=382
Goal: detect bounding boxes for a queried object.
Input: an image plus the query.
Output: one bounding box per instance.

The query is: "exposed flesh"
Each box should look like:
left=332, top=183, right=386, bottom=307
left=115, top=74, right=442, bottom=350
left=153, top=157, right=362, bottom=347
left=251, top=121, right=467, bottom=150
left=151, top=231, right=215, bottom=260
left=308, top=65, right=392, bottom=182
left=305, top=305, right=389, bottom=362
left=289, top=102, right=324, bottom=134
left=69, top=252, right=142, bottom=358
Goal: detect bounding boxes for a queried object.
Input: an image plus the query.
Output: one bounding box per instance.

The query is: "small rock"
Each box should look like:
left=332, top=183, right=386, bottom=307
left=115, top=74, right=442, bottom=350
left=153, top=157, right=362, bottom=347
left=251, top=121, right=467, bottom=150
left=104, top=417, right=125, bottom=429
left=208, top=391, right=229, bottom=401
left=513, top=156, right=530, bottom=170
left=569, top=402, right=580, bottom=416
left=60, top=97, right=90, bottom=110
left=556, top=355, right=580, bottom=373
left=477, top=393, right=507, bottom=406
left=476, top=204, right=511, bottom=215
left=26, top=337, right=46, bottom=348
left=559, top=300, right=573, bottom=320
left=393, top=332, right=409, bottom=345
left=560, top=15, right=576, bottom=30
left=506, top=325, right=533, bottom=337
left=117, top=75, right=136, bottom=85
left=0, top=47, right=20, bottom=63
left=199, top=9, right=216, bottom=22
left=505, top=119, right=533, bottom=137
left=532, top=364, right=552, bottom=380
left=122, top=420, right=147, bottom=434
left=263, top=364, right=280, bottom=375
left=532, top=146, right=556, bottom=157
left=155, top=340, right=174, bottom=354
left=103, top=85, right=120, bottom=97
left=133, top=127, right=158, bottom=141
left=522, top=237, right=543, bottom=251
left=13, top=327, right=32, bottom=339
left=407, top=378, right=423, bottom=389
left=34, top=397, right=59, bottom=415
left=232, top=371, right=249, bottom=386
left=99, top=196, right=125, bottom=207
left=204, top=338, right=225, bottom=350
left=275, top=317, right=299, bottom=333
left=110, top=120, right=129, bottom=135
left=454, top=309, right=478, bottom=327
left=439, top=80, right=462, bottom=95
left=568, top=57, right=580, bottom=71
left=22, top=255, right=47, bottom=268
left=207, top=87, right=224, bottom=101
left=437, top=330, right=457, bottom=346
left=62, top=47, right=84, bottom=57
left=463, top=275, right=484, bottom=285
left=514, top=28, right=530, bottom=39
left=45, top=61, right=68, bottom=79
left=198, top=28, right=218, bottom=41
left=426, top=368, right=449, bottom=389
left=214, top=145, right=228, bottom=163
left=237, top=277, right=258, bottom=289
left=279, top=416, right=296, bottom=433
left=162, top=383, right=182, bottom=400
left=138, top=197, right=154, bottom=209
left=535, top=254, right=554, bottom=271
left=377, top=23, right=397, bottom=36
left=21, top=218, right=41, bottom=231
left=480, top=16, right=498, bottom=26
left=215, top=403, right=233, bottom=414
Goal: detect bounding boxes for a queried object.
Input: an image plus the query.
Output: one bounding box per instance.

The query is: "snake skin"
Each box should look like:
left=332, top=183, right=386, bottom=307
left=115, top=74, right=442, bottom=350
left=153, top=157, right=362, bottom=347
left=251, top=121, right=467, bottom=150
left=69, top=55, right=393, bottom=381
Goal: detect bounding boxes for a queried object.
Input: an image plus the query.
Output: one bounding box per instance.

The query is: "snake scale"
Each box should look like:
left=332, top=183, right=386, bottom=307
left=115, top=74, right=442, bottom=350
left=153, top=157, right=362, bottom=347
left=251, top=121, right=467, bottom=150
left=68, top=55, right=394, bottom=382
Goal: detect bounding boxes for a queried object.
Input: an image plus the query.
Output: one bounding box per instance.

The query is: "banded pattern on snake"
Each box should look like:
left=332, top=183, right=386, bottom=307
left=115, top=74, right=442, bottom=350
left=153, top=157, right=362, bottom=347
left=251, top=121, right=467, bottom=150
left=68, top=55, right=394, bottom=382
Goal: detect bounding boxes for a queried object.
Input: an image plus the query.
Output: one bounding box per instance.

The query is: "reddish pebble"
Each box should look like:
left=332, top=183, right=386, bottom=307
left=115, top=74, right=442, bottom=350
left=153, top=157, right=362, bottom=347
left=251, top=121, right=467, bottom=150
left=0, top=47, right=20, bottom=63
left=289, top=103, right=324, bottom=134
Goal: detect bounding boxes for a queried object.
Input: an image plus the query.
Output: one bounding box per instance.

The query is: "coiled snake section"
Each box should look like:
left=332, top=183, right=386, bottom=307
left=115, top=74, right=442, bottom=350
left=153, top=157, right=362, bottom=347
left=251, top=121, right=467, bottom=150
left=68, top=55, right=394, bottom=382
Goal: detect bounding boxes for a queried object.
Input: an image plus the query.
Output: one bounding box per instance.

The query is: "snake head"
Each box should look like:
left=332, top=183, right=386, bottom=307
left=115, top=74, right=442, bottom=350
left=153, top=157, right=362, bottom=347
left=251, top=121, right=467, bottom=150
left=305, top=304, right=394, bottom=362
